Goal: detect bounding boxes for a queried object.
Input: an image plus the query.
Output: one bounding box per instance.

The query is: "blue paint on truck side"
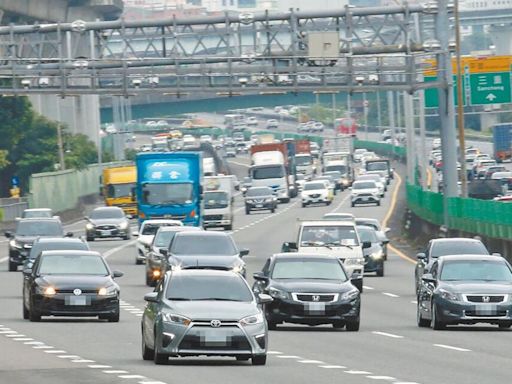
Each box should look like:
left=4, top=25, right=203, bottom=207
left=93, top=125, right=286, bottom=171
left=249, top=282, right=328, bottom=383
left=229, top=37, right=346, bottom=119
left=135, top=152, right=203, bottom=226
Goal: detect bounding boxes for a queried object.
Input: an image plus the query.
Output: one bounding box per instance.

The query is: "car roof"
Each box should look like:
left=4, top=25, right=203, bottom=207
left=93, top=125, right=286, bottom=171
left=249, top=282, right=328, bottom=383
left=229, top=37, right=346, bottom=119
left=431, top=238, right=483, bottom=244
left=168, top=269, right=242, bottom=279
left=93, top=206, right=123, bottom=211
left=142, top=219, right=183, bottom=226
left=40, top=250, right=101, bottom=257
left=24, top=208, right=51, bottom=212
left=33, top=237, right=85, bottom=244
left=438, top=255, right=504, bottom=262
left=301, top=220, right=355, bottom=226
left=18, top=218, right=61, bottom=223
left=355, top=218, right=379, bottom=224
left=157, top=226, right=201, bottom=233
left=271, top=253, right=342, bottom=261
left=174, top=230, right=228, bottom=238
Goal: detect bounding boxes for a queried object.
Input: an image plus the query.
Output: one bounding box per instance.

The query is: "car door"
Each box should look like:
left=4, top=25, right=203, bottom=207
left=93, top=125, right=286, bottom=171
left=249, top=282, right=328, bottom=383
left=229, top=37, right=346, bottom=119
left=420, top=261, right=438, bottom=320
left=143, top=276, right=165, bottom=349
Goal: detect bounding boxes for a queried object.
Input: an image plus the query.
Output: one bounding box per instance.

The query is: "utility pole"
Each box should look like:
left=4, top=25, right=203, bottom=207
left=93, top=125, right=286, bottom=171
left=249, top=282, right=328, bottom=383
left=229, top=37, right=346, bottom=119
left=437, top=0, right=459, bottom=227
left=332, top=93, right=336, bottom=130
left=363, top=92, right=369, bottom=140
left=56, top=123, right=66, bottom=171
left=376, top=91, right=382, bottom=134
left=404, top=92, right=415, bottom=183
left=387, top=90, right=396, bottom=149
left=455, top=0, right=467, bottom=197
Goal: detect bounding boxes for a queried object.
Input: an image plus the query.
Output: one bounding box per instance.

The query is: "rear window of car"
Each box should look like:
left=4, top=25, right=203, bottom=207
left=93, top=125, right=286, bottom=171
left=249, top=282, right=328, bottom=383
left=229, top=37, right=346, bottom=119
left=431, top=241, right=489, bottom=258
left=29, top=241, right=89, bottom=260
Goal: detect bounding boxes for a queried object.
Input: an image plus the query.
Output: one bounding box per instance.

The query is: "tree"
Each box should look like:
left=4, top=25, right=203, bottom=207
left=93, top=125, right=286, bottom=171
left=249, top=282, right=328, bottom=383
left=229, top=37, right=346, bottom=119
left=0, top=150, right=9, bottom=169
left=63, top=132, right=98, bottom=170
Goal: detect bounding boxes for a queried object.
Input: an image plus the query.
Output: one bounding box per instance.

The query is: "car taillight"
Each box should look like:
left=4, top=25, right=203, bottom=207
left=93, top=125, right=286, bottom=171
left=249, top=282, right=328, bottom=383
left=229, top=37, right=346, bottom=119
left=188, top=210, right=196, bottom=218
left=139, top=212, right=146, bottom=219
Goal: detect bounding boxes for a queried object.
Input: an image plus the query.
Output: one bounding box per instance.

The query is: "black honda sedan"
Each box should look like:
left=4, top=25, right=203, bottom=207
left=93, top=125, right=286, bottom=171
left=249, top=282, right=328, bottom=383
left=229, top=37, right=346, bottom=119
left=23, top=250, right=123, bottom=322
left=252, top=253, right=361, bottom=331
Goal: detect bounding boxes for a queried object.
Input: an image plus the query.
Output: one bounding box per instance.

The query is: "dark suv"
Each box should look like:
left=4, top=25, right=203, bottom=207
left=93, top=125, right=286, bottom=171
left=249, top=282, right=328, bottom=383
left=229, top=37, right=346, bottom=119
left=244, top=186, right=277, bottom=215
left=5, top=218, right=72, bottom=272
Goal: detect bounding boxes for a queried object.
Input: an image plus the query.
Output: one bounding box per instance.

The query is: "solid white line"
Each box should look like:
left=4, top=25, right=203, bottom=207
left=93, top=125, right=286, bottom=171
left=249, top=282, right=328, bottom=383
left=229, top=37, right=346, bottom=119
left=103, top=370, right=129, bottom=374
left=276, top=355, right=302, bottom=359
left=298, top=360, right=325, bottom=364
left=372, top=331, right=404, bottom=339
left=319, top=365, right=347, bottom=369
left=345, top=370, right=372, bottom=375
left=89, top=365, right=112, bottom=369
left=103, top=239, right=137, bottom=259
left=433, top=344, right=471, bottom=352
left=382, top=292, right=400, bottom=298
left=363, top=286, right=375, bottom=290
left=366, top=376, right=396, bottom=381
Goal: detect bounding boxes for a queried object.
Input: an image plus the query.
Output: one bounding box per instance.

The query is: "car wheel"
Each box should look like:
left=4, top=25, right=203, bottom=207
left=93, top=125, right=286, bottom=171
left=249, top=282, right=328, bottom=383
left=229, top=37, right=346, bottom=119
left=142, top=331, right=155, bottom=361
left=351, top=202, right=355, bottom=207
left=345, top=320, right=360, bottom=331
left=108, top=308, right=120, bottom=323
left=499, top=322, right=512, bottom=329
left=417, top=302, right=430, bottom=328
left=327, top=200, right=332, bottom=206
left=376, top=201, right=381, bottom=206
left=271, top=208, right=275, bottom=213
left=145, top=273, right=153, bottom=287
left=332, top=320, right=344, bottom=329
left=302, top=203, right=307, bottom=208
left=267, top=321, right=277, bottom=331
left=87, top=237, right=95, bottom=242
left=29, top=304, right=41, bottom=322
left=23, top=301, right=29, bottom=320
left=431, top=302, right=446, bottom=330
left=245, top=207, right=250, bottom=215
left=224, top=224, right=233, bottom=231
left=154, top=347, right=168, bottom=365
left=8, top=260, right=17, bottom=272
left=376, top=263, right=384, bottom=277
left=252, top=355, right=267, bottom=366
left=123, top=233, right=131, bottom=240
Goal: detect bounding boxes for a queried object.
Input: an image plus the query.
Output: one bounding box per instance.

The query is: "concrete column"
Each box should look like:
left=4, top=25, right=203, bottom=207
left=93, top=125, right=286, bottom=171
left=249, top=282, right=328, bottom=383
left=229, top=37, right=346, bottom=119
left=489, top=25, right=512, bottom=55
left=404, top=92, right=415, bottom=183
left=480, top=112, right=499, bottom=132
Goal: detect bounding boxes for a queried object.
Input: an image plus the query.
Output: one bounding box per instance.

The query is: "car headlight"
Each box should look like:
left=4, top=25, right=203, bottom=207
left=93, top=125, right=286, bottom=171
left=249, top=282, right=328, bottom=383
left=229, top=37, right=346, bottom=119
left=240, top=312, right=264, bottom=326
left=438, top=288, right=460, bottom=301
left=264, top=198, right=273, bottom=203
left=171, top=264, right=182, bottom=272
left=36, top=286, right=56, bottom=296
left=344, top=258, right=365, bottom=266
left=232, top=263, right=245, bottom=274
left=162, top=312, right=191, bottom=326
left=370, top=250, right=383, bottom=260
left=86, top=223, right=94, bottom=230
left=268, top=287, right=289, bottom=300
left=340, top=289, right=360, bottom=301
left=118, top=222, right=129, bottom=230
left=9, top=240, right=22, bottom=249
left=98, top=286, right=117, bottom=296
left=341, top=179, right=349, bottom=186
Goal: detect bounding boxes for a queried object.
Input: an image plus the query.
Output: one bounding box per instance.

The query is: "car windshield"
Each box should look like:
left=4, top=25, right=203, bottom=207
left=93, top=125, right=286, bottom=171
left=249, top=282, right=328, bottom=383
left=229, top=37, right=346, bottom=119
left=440, top=260, right=512, bottom=282
left=353, top=182, right=376, bottom=189
left=296, top=155, right=312, bottom=166
left=304, top=183, right=325, bottom=191
left=142, top=183, right=193, bottom=205
left=141, top=223, right=179, bottom=236
left=247, top=188, right=272, bottom=197
left=357, top=227, right=379, bottom=243
left=106, top=183, right=135, bottom=198
left=366, top=162, right=388, bottom=171
left=204, top=191, right=229, bottom=209
left=38, top=254, right=109, bottom=275
left=271, top=259, right=347, bottom=281
left=154, top=230, right=182, bottom=248
left=431, top=241, right=488, bottom=258
left=325, top=171, right=342, bottom=179
left=355, top=220, right=380, bottom=230
left=325, top=165, right=347, bottom=174
left=23, top=210, right=52, bottom=218
left=90, top=209, right=124, bottom=219
left=16, top=221, right=63, bottom=236
left=171, top=234, right=237, bottom=256
left=300, top=226, right=359, bottom=246
left=166, top=275, right=253, bottom=302
left=359, top=175, right=380, bottom=182
left=29, top=241, right=88, bottom=260
left=252, top=166, right=285, bottom=180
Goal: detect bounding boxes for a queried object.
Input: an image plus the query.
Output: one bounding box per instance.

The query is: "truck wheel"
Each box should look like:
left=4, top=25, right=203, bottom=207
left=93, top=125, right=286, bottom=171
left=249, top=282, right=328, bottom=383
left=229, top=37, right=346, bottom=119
left=326, top=201, right=331, bottom=206
left=224, top=224, right=233, bottom=231
left=302, top=203, right=307, bottom=208
left=245, top=208, right=250, bottom=215
left=87, top=237, right=95, bottom=242
left=351, top=202, right=355, bottom=207
left=8, top=260, right=17, bottom=272
left=376, top=201, right=381, bottom=206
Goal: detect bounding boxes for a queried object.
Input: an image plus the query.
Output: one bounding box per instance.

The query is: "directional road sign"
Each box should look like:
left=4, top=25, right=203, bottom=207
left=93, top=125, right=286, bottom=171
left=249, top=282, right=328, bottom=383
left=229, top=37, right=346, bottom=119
left=469, top=72, right=511, bottom=105
left=424, top=76, right=465, bottom=108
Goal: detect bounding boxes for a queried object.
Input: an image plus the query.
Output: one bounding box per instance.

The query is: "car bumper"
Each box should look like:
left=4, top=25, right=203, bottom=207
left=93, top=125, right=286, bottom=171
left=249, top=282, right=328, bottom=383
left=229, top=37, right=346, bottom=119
left=302, top=195, right=329, bottom=204
left=434, top=298, right=512, bottom=324
left=156, top=321, right=267, bottom=357
left=203, top=219, right=232, bottom=227
left=9, top=248, right=30, bottom=265
left=87, top=228, right=129, bottom=238
left=351, top=195, right=380, bottom=204
left=266, top=298, right=360, bottom=325
left=364, top=256, right=383, bottom=272
left=246, top=203, right=274, bottom=211
left=32, top=294, right=119, bottom=317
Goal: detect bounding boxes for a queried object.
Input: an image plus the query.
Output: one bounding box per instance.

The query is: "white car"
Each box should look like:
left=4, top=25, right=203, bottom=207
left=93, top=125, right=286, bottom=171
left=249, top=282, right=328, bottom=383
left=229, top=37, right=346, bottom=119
left=311, top=122, right=324, bottom=132
left=491, top=171, right=512, bottom=180
left=301, top=180, right=333, bottom=207
left=295, top=174, right=307, bottom=192
left=357, top=174, right=385, bottom=197
left=323, top=213, right=356, bottom=222
left=156, top=120, right=168, bottom=127
left=133, top=219, right=183, bottom=264
left=145, top=121, right=157, bottom=127
left=246, top=117, right=258, bottom=126
left=364, top=170, right=388, bottom=188
left=297, top=123, right=310, bottom=133
left=353, top=149, right=367, bottom=163
left=266, top=119, right=279, bottom=129
left=200, top=135, right=212, bottom=143
left=351, top=180, right=381, bottom=207
left=432, top=138, right=441, bottom=150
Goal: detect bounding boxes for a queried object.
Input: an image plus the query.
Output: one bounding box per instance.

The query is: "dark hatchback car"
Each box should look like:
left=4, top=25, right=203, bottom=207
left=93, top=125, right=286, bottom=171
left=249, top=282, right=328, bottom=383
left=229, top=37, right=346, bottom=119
left=355, top=218, right=389, bottom=260
left=357, top=225, right=385, bottom=277
left=415, top=238, right=490, bottom=294
left=145, top=226, right=202, bottom=287
left=252, top=253, right=361, bottom=331
left=417, top=255, right=512, bottom=330
left=85, top=207, right=131, bottom=241
left=244, top=186, right=277, bottom=214
left=23, top=250, right=123, bottom=322
left=23, top=237, right=90, bottom=271
left=164, top=231, right=248, bottom=276
left=5, top=218, right=73, bottom=272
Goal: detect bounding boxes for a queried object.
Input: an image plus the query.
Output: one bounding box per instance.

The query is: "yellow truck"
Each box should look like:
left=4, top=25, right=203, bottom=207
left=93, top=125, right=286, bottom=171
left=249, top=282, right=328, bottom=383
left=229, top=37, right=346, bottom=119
left=102, top=166, right=137, bottom=216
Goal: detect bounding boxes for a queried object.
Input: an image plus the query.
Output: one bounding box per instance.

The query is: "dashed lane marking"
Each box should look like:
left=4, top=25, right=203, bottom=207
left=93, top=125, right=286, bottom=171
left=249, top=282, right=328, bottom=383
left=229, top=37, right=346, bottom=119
left=104, top=239, right=137, bottom=259
left=298, top=360, right=326, bottom=364
left=276, top=355, right=302, bottom=359
left=72, top=359, right=95, bottom=363
left=89, top=365, right=112, bottom=369
left=372, top=331, right=404, bottom=339
left=433, top=344, right=471, bottom=352
left=103, top=370, right=129, bottom=374
left=345, top=370, right=372, bottom=375
left=363, top=286, right=374, bottom=290
left=319, top=365, right=347, bottom=369
left=382, top=292, right=400, bottom=298
left=119, top=375, right=147, bottom=379
left=366, top=376, right=397, bottom=381
left=44, top=350, right=67, bottom=354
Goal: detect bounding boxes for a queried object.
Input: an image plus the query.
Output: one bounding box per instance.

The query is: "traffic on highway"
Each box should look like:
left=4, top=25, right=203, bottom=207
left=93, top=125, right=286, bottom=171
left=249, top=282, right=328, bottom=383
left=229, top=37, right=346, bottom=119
left=2, top=109, right=512, bottom=384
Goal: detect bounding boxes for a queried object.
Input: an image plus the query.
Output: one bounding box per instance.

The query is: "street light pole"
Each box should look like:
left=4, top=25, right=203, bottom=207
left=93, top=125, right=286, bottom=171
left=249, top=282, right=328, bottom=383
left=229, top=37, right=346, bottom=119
left=455, top=0, right=467, bottom=197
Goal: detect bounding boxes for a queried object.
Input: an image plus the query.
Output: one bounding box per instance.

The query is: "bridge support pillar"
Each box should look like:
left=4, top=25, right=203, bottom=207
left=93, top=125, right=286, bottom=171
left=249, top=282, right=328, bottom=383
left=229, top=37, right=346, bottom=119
left=479, top=111, right=499, bottom=132
left=489, top=24, right=512, bottom=55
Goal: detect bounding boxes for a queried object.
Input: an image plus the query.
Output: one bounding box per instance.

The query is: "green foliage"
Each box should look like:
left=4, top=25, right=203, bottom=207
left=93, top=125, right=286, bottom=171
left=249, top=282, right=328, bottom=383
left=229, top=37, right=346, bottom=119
left=0, top=150, right=9, bottom=169
left=63, top=133, right=98, bottom=170
left=125, top=148, right=138, bottom=161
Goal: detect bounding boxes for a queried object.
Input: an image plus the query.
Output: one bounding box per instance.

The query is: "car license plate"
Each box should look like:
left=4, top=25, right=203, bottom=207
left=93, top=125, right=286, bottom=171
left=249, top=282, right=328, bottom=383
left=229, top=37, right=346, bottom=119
left=101, top=230, right=111, bottom=236
left=305, top=302, right=325, bottom=315
left=475, top=304, right=498, bottom=315
left=66, top=296, right=88, bottom=306
left=361, top=197, right=369, bottom=201
left=202, top=330, right=228, bottom=346
left=256, top=204, right=263, bottom=208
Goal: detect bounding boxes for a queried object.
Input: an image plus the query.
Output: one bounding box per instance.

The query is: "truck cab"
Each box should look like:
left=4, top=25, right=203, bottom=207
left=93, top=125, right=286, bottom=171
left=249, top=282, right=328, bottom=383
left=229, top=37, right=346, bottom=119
left=203, top=176, right=235, bottom=230
left=250, top=144, right=290, bottom=203
left=102, top=166, right=138, bottom=217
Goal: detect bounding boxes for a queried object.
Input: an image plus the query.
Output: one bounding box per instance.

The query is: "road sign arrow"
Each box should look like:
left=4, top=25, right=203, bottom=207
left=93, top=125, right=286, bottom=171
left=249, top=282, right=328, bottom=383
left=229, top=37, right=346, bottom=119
left=485, top=93, right=497, bottom=101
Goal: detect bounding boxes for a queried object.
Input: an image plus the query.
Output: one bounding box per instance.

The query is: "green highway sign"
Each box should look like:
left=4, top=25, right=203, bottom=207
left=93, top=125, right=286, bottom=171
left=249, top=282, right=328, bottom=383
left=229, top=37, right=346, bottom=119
left=469, top=72, right=511, bottom=105
left=424, top=76, right=465, bottom=108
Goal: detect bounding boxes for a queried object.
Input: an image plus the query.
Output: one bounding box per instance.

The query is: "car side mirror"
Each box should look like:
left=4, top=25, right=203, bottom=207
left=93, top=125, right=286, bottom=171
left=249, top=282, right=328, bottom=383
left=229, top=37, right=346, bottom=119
left=132, top=231, right=139, bottom=237
left=281, top=242, right=297, bottom=252
left=240, top=248, right=250, bottom=257
left=22, top=267, right=32, bottom=275
left=4, top=231, right=12, bottom=238
left=144, top=292, right=159, bottom=303
left=253, top=271, right=269, bottom=282
left=160, top=249, right=168, bottom=257
left=362, top=241, right=372, bottom=249
left=112, top=270, right=124, bottom=278
left=258, top=293, right=273, bottom=304
left=416, top=252, right=427, bottom=261
left=422, top=273, right=436, bottom=284
left=65, top=232, right=74, bottom=237
left=492, top=252, right=503, bottom=258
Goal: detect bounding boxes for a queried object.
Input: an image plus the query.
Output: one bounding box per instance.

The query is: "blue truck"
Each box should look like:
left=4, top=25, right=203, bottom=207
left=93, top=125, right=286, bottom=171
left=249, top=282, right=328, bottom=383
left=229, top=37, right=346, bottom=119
left=135, top=152, right=203, bottom=226
left=493, top=123, right=512, bottom=162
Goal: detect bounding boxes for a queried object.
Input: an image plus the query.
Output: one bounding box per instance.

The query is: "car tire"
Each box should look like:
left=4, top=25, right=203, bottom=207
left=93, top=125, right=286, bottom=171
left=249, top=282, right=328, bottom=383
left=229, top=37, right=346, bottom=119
left=332, top=320, right=344, bottom=329
left=417, top=303, right=430, bottom=328
left=245, top=207, right=250, bottom=215
left=142, top=332, right=155, bottom=361
left=87, top=237, right=95, bottom=242
left=431, top=303, right=446, bottom=330
left=282, top=198, right=290, bottom=203
left=345, top=320, right=360, bottom=332
left=224, top=224, right=233, bottom=231
left=271, top=208, right=275, bottom=213
left=353, top=279, right=363, bottom=293
left=154, top=348, right=168, bottom=365
left=302, top=203, right=307, bottom=208
left=145, top=273, right=153, bottom=287
left=499, top=322, right=512, bottom=329
left=267, top=321, right=277, bottom=331
left=351, top=202, right=355, bottom=207
left=29, top=304, right=41, bottom=322
left=8, top=260, right=17, bottom=272
left=107, top=308, right=120, bottom=323
left=326, top=200, right=332, bottom=206
left=136, top=257, right=144, bottom=265
left=23, top=301, right=29, bottom=320
left=376, top=201, right=381, bottom=206
left=252, top=355, right=267, bottom=366
left=123, top=233, right=131, bottom=240
left=376, top=264, right=384, bottom=277
left=236, top=356, right=250, bottom=361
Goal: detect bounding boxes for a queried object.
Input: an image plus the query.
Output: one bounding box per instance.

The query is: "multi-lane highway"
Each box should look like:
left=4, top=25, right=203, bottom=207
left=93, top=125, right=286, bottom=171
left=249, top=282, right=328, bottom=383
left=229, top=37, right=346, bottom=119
left=1, top=146, right=511, bottom=384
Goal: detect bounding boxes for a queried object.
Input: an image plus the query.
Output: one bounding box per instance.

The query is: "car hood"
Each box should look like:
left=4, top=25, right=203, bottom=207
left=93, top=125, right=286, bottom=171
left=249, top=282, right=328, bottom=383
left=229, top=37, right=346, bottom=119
left=440, top=281, right=512, bottom=294
left=165, top=300, right=258, bottom=321
left=302, top=189, right=327, bottom=195
left=36, top=275, right=113, bottom=290
left=14, top=235, right=57, bottom=245
left=89, top=218, right=126, bottom=226
left=352, top=188, right=379, bottom=194
left=138, top=235, right=154, bottom=245
left=363, top=244, right=383, bottom=257
left=271, top=279, right=351, bottom=293
left=171, top=255, right=241, bottom=269
left=297, top=246, right=363, bottom=259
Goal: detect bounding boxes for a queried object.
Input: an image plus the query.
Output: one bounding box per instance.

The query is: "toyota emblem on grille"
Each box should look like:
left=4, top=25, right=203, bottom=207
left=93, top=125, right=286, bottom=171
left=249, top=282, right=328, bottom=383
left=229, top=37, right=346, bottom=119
left=73, top=289, right=82, bottom=296
left=312, top=295, right=321, bottom=302
left=482, top=296, right=490, bottom=303
left=210, top=319, right=222, bottom=328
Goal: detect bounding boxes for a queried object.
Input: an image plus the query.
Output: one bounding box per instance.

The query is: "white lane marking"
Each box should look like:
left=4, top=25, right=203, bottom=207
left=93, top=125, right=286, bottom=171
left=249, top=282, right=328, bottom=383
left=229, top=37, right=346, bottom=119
left=298, top=360, right=325, bottom=364
left=72, top=359, right=95, bottom=363
left=382, top=292, right=400, bottom=298
left=411, top=300, right=418, bottom=304
left=103, top=370, right=129, bottom=374
left=345, top=370, right=372, bottom=375
left=276, top=355, right=302, bottom=359
left=104, top=239, right=137, bottom=259
left=57, top=355, right=81, bottom=359
left=227, top=160, right=250, bottom=168
left=5, top=333, right=24, bottom=337
left=267, top=351, right=283, bottom=355
left=89, top=365, right=112, bottom=369
left=136, top=314, right=143, bottom=317
left=433, top=344, right=471, bottom=352
left=319, top=365, right=347, bottom=369
left=138, top=381, right=167, bottom=384
left=44, top=350, right=67, bottom=354
left=329, top=193, right=351, bottom=213
left=12, top=338, right=34, bottom=341
left=366, top=376, right=396, bottom=381
left=119, top=375, right=146, bottom=379
left=33, top=345, right=54, bottom=349
left=363, top=286, right=374, bottom=290
left=372, top=331, right=404, bottom=339
left=24, top=341, right=44, bottom=345
left=0, top=256, right=8, bottom=263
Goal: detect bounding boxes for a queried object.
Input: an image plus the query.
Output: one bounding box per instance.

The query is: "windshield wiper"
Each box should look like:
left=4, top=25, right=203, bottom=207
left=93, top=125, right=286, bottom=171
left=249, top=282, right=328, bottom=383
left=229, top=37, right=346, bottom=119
left=326, top=242, right=353, bottom=250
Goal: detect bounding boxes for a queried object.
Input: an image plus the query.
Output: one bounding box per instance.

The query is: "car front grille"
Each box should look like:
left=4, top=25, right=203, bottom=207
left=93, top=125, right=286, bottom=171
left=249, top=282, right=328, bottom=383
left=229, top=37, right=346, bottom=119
left=466, top=295, right=505, bottom=303
left=356, top=193, right=373, bottom=197
left=292, top=293, right=338, bottom=303
left=97, top=225, right=117, bottom=230
left=178, top=325, right=251, bottom=351
left=465, top=310, right=508, bottom=318
left=309, top=194, right=320, bottom=198
left=152, top=215, right=186, bottom=220
left=204, top=215, right=223, bottom=221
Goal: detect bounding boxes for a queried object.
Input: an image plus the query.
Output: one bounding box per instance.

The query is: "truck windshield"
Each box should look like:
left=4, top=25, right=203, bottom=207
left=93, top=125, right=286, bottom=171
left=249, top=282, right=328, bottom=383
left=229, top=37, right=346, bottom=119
left=252, top=165, right=285, bottom=179
left=296, top=155, right=312, bottom=166
left=107, top=183, right=135, bottom=198
left=204, top=191, right=229, bottom=209
left=300, top=225, right=359, bottom=246
left=325, top=165, right=347, bottom=174
left=366, top=162, right=388, bottom=171
left=142, top=183, right=193, bottom=205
